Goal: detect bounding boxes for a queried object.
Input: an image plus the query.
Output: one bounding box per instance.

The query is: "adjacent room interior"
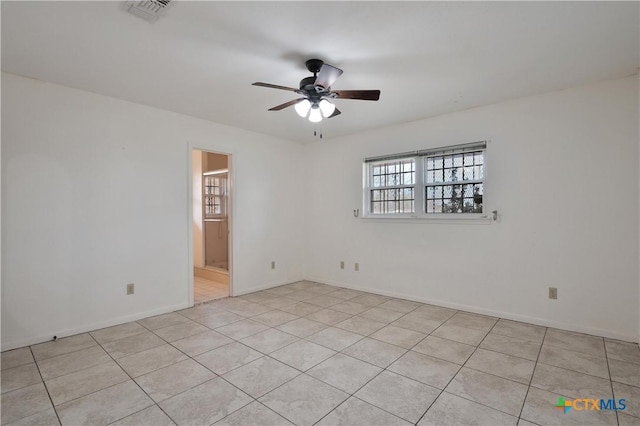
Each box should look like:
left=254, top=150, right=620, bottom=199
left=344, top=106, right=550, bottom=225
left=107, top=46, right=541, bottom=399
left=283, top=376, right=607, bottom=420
left=1, top=2, right=638, bottom=425
left=192, top=149, right=231, bottom=304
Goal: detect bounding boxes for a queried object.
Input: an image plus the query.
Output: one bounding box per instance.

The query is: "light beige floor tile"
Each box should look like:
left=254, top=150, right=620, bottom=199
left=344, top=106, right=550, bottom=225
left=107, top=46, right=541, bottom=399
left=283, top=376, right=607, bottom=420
left=305, top=308, right=352, bottom=325
left=176, top=304, right=218, bottom=320
left=4, top=407, right=59, bottom=426
left=377, top=299, right=422, bottom=314
left=159, top=377, right=252, bottom=426
left=445, top=367, right=528, bottom=416
left=215, top=319, right=270, bottom=340
left=307, top=353, right=382, bottom=393
left=390, top=314, right=442, bottom=334
left=605, top=340, right=640, bottom=364
left=517, top=419, right=538, bottom=426
left=530, top=363, right=612, bottom=399
left=285, top=289, right=320, bottom=302
left=90, top=322, right=148, bottom=345
left=349, top=293, right=391, bottom=307
left=37, top=346, right=112, bottom=380
left=263, top=286, right=298, bottom=296
left=370, top=325, right=426, bottom=349
left=215, top=401, right=294, bottom=426
left=307, top=327, right=364, bottom=351
left=239, top=328, right=299, bottom=354
left=279, top=302, right=324, bottom=316
left=101, top=331, right=166, bottom=359
left=609, top=358, right=640, bottom=387
left=135, top=359, right=216, bottom=402
left=431, top=324, right=488, bottom=346
left=0, top=382, right=52, bottom=424
left=343, top=337, right=407, bottom=368
left=116, top=344, right=188, bottom=378
left=306, top=284, right=340, bottom=295
left=153, top=320, right=210, bottom=342
left=194, top=342, right=262, bottom=375
left=334, top=316, right=386, bottom=336
left=359, top=307, right=404, bottom=324
left=317, top=396, right=411, bottom=426
left=171, top=330, right=233, bottom=357
left=223, top=357, right=299, bottom=398
left=56, top=380, right=153, bottom=426
left=613, top=381, right=640, bottom=417
left=328, top=289, right=363, bottom=300
left=538, top=344, right=609, bottom=379
left=544, top=329, right=605, bottom=359
left=260, top=297, right=299, bottom=309
left=270, top=340, right=336, bottom=371
left=388, top=350, right=460, bottom=389
left=466, top=348, right=536, bottom=384
left=412, top=335, right=476, bottom=365
left=31, top=334, right=97, bottom=361
left=354, top=371, right=439, bottom=423
left=251, top=310, right=299, bottom=327
left=618, top=412, right=640, bottom=426
left=445, top=312, right=497, bottom=332
left=137, top=313, right=189, bottom=331
left=521, top=386, right=617, bottom=425
left=45, top=360, right=129, bottom=405
left=480, top=333, right=541, bottom=361
left=418, top=392, right=517, bottom=426
left=110, top=405, right=175, bottom=425
left=1, top=363, right=42, bottom=394
left=1, top=348, right=34, bottom=371
left=277, top=318, right=327, bottom=338
left=410, top=305, right=457, bottom=322
left=224, top=301, right=273, bottom=317
left=192, top=310, right=245, bottom=329
left=305, top=295, right=344, bottom=308
left=259, top=374, right=348, bottom=426
left=491, top=319, right=546, bottom=344
left=331, top=301, right=370, bottom=315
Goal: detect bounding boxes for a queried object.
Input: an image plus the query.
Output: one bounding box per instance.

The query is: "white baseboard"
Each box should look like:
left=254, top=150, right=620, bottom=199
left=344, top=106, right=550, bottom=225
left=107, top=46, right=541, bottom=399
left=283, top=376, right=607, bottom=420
left=1, top=302, right=191, bottom=352
left=306, top=276, right=640, bottom=344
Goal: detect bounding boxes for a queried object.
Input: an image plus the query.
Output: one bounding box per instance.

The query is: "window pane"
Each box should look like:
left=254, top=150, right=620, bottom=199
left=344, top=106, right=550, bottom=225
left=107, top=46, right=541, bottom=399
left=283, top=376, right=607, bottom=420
left=370, top=187, right=414, bottom=214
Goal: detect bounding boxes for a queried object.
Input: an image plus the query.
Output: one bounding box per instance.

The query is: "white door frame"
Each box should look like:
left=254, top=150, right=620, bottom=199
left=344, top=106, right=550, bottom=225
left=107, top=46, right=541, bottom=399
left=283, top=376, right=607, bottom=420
left=187, top=143, right=235, bottom=306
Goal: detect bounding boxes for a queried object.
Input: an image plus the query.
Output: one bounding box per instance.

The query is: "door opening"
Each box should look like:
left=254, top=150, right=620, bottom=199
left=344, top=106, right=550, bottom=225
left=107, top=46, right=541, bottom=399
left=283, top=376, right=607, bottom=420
left=192, top=149, right=231, bottom=304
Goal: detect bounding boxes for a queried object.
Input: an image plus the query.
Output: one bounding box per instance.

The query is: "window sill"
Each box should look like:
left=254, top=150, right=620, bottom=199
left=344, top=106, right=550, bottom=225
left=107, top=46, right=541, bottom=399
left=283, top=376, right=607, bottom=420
left=360, top=215, right=492, bottom=225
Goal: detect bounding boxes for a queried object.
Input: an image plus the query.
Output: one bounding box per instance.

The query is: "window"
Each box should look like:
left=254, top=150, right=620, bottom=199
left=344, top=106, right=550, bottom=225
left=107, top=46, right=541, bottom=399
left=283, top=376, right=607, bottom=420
left=203, top=170, right=227, bottom=218
left=364, top=142, right=486, bottom=218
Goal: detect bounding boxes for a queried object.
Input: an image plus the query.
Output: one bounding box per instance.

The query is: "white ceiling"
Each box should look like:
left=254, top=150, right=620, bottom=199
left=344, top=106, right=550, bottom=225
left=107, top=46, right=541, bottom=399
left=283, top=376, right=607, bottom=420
left=2, top=1, right=638, bottom=143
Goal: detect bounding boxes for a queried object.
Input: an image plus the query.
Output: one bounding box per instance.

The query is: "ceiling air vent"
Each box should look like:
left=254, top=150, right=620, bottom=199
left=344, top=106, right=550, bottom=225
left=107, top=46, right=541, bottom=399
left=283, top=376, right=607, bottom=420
left=123, top=0, right=172, bottom=23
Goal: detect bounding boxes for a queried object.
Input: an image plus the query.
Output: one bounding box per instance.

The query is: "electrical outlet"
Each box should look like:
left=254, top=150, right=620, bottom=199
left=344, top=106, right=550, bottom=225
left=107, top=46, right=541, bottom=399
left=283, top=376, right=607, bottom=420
left=271, top=261, right=276, bottom=270
left=340, top=261, right=345, bottom=269
left=549, top=287, right=557, bottom=300
left=354, top=262, right=359, bottom=272
left=126, top=283, right=135, bottom=295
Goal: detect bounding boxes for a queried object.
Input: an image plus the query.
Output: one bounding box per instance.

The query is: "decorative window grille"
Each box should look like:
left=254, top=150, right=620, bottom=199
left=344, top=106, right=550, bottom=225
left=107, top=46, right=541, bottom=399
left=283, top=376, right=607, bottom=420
left=370, top=159, right=415, bottom=214
left=203, top=173, right=227, bottom=218
left=364, top=142, right=486, bottom=217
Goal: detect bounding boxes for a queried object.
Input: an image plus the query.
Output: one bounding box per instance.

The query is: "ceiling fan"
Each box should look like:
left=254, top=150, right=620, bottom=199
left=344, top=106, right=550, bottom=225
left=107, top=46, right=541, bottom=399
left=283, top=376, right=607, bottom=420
left=252, top=59, right=381, bottom=123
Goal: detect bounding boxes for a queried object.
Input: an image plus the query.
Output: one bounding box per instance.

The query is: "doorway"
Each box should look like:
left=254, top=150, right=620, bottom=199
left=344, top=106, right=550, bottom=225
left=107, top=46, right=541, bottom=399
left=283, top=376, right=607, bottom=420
left=192, top=149, right=231, bottom=304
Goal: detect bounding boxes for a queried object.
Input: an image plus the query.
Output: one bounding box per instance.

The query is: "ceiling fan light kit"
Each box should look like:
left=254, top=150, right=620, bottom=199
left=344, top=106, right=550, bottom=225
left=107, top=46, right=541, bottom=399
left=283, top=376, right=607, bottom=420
left=252, top=58, right=381, bottom=127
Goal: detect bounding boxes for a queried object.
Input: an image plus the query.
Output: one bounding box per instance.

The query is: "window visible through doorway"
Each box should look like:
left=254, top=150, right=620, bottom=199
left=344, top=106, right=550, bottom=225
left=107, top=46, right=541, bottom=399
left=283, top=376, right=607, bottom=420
left=203, top=171, right=227, bottom=218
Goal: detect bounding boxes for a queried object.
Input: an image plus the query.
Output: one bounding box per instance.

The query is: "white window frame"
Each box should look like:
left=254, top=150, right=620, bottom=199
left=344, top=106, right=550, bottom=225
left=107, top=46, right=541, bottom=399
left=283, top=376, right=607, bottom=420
left=362, top=141, right=489, bottom=221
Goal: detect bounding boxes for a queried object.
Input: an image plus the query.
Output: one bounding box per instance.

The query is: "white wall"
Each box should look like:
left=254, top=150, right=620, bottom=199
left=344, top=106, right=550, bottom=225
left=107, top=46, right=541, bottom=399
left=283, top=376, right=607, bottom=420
left=1, top=73, right=306, bottom=350
left=304, top=76, right=639, bottom=342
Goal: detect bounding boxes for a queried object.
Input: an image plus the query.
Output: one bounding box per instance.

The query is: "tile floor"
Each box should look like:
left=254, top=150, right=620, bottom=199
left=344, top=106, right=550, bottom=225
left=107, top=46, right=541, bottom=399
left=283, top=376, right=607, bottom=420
left=194, top=277, right=228, bottom=304
left=1, top=281, right=639, bottom=426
